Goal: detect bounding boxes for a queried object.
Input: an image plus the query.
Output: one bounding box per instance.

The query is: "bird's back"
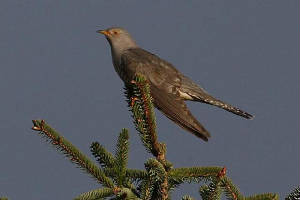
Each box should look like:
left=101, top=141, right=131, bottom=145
left=121, top=48, right=181, bottom=88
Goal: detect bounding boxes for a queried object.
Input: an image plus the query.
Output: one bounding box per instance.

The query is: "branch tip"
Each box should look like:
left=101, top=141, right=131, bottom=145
left=32, top=120, right=41, bottom=131
left=32, top=126, right=41, bottom=131
left=217, top=167, right=227, bottom=178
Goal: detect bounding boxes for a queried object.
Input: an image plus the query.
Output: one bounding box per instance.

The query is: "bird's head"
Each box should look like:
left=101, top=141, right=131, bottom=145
left=97, top=27, right=138, bottom=53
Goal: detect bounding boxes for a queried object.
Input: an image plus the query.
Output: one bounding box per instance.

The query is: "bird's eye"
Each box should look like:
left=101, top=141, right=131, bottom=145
left=113, top=31, right=118, bottom=35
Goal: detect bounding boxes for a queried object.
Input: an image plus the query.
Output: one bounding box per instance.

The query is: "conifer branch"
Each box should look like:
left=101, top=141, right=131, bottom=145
left=91, top=142, right=116, bottom=168
left=182, top=195, right=195, bottom=200
left=102, top=168, right=117, bottom=178
left=32, top=120, right=115, bottom=189
left=124, top=75, right=165, bottom=161
left=245, top=193, right=279, bottom=200
left=199, top=182, right=222, bottom=200
left=115, top=129, right=130, bottom=186
left=169, top=166, right=223, bottom=183
left=221, top=176, right=244, bottom=200
left=114, top=188, right=141, bottom=200
left=220, top=175, right=279, bottom=200
left=126, top=169, right=148, bottom=181
left=144, top=158, right=166, bottom=183
left=199, top=167, right=225, bottom=200
left=91, top=130, right=136, bottom=192
left=29, top=74, right=284, bottom=200
left=73, top=187, right=114, bottom=200
left=198, top=168, right=224, bottom=200
left=285, top=186, right=300, bottom=200
left=74, top=187, right=141, bottom=200
left=139, top=179, right=151, bottom=200
left=142, top=158, right=169, bottom=200
left=125, top=75, right=170, bottom=199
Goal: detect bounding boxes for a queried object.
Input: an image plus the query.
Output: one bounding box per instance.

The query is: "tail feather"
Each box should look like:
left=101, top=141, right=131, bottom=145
left=193, top=95, right=254, bottom=119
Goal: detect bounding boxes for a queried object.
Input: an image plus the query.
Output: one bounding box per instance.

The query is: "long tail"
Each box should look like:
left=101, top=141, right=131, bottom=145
left=193, top=95, right=254, bottom=119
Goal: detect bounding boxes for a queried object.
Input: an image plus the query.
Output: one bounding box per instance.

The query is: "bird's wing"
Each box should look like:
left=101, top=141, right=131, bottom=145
left=150, top=84, right=211, bottom=141
left=121, top=48, right=211, bottom=141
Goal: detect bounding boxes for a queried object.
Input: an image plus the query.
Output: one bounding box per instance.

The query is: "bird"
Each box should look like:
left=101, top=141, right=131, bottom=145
left=97, top=27, right=253, bottom=141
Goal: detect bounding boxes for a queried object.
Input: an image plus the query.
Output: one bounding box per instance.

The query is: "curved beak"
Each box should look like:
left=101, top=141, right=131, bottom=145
left=97, top=30, right=110, bottom=37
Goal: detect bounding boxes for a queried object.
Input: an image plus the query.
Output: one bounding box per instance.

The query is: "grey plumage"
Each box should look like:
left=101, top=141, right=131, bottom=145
left=98, top=27, right=253, bottom=141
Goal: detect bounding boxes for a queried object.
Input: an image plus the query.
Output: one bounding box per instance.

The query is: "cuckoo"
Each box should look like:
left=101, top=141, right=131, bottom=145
left=97, top=27, right=253, bottom=141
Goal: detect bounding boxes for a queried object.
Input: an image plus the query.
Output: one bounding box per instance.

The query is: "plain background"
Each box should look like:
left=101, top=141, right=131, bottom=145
left=0, top=1, right=299, bottom=199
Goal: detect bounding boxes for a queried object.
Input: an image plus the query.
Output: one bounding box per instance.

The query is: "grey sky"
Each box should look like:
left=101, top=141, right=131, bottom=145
left=0, top=1, right=299, bottom=199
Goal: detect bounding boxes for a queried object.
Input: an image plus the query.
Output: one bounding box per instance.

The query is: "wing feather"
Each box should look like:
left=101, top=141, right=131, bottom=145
left=150, top=84, right=211, bottom=141
left=121, top=48, right=211, bottom=141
